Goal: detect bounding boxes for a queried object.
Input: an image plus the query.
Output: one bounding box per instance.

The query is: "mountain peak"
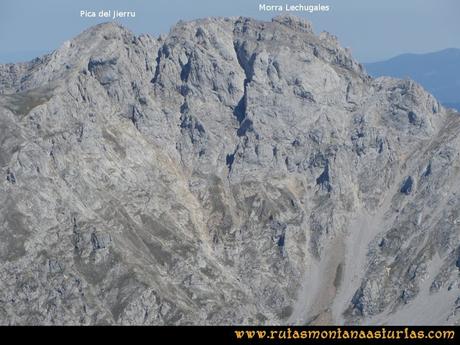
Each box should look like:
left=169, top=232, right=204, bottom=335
left=272, top=14, right=313, bottom=33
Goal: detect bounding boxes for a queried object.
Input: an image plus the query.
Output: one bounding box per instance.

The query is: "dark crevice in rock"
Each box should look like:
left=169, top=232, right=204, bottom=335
left=226, top=145, right=239, bottom=173
left=313, top=46, right=319, bottom=58
left=277, top=233, right=285, bottom=247
left=87, top=57, right=119, bottom=86
left=408, top=111, right=417, bottom=125
left=233, top=94, right=246, bottom=124
left=378, top=139, right=384, bottom=154
left=150, top=46, right=163, bottom=85
left=88, top=57, right=117, bottom=72
left=226, top=153, right=235, bottom=170
left=422, top=162, right=432, bottom=178
left=270, top=220, right=287, bottom=257
left=6, top=168, right=16, bottom=184
left=130, top=105, right=143, bottom=130
left=76, top=124, right=84, bottom=143
left=345, top=81, right=357, bottom=105
left=71, top=215, right=80, bottom=253
left=180, top=101, right=189, bottom=114
left=180, top=57, right=192, bottom=82
left=194, top=122, right=205, bottom=134
left=232, top=80, right=254, bottom=137
left=293, top=86, right=315, bottom=102
left=351, top=287, right=364, bottom=316
left=91, top=232, right=111, bottom=250
left=237, top=118, right=253, bottom=137
left=400, top=289, right=416, bottom=304
left=233, top=42, right=256, bottom=83
left=400, top=176, right=414, bottom=195
left=232, top=41, right=256, bottom=137
left=292, top=138, right=301, bottom=147
left=316, top=163, right=332, bottom=193
left=179, top=101, right=205, bottom=146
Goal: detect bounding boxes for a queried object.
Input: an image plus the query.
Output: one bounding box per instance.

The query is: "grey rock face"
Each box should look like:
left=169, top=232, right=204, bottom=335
left=0, top=16, right=459, bottom=325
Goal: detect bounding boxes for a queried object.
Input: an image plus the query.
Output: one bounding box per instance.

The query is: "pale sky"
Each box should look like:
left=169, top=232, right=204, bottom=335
left=0, top=0, right=459, bottom=63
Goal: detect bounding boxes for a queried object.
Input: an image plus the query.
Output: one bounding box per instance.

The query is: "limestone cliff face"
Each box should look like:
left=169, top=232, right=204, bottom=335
left=0, top=16, right=459, bottom=325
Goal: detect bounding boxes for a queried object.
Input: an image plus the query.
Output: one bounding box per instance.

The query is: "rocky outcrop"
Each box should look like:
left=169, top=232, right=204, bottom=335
left=0, top=16, right=459, bottom=325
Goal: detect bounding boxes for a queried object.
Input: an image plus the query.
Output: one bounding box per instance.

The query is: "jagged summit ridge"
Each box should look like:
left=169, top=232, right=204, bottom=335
left=0, top=16, right=458, bottom=325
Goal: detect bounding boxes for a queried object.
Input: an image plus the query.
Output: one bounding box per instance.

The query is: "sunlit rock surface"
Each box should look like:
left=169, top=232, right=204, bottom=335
left=0, top=16, right=459, bottom=325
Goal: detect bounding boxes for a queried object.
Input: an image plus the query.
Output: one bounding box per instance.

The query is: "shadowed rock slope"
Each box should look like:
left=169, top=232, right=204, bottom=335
left=0, top=16, right=459, bottom=325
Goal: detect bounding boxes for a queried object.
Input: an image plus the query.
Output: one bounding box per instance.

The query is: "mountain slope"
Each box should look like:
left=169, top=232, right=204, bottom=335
left=0, top=16, right=459, bottom=325
left=364, top=48, right=460, bottom=110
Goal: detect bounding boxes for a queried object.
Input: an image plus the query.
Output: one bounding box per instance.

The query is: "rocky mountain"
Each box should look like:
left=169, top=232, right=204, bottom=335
left=364, top=48, right=460, bottom=111
left=0, top=15, right=459, bottom=325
